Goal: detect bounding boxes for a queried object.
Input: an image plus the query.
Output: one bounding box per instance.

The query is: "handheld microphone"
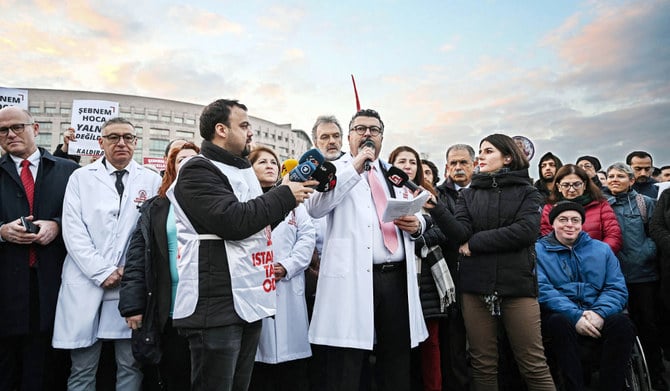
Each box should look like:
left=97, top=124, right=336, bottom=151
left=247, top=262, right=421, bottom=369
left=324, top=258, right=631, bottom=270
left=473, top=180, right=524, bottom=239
left=289, top=161, right=317, bottom=182
left=386, top=166, right=436, bottom=205
left=312, top=161, right=337, bottom=192
left=280, top=159, right=299, bottom=177
left=361, top=139, right=375, bottom=171
left=298, top=148, right=325, bottom=166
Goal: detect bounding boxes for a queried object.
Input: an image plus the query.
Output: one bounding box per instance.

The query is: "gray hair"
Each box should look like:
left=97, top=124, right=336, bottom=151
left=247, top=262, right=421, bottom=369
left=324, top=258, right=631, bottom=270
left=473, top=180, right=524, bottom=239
left=311, top=115, right=342, bottom=143
left=606, top=162, right=634, bottom=180
left=101, top=117, right=134, bottom=133
left=446, top=144, right=476, bottom=161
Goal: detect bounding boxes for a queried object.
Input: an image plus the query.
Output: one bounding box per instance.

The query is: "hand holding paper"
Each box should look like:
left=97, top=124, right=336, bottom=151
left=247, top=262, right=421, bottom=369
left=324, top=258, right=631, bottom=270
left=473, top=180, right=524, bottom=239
left=382, top=191, right=431, bottom=222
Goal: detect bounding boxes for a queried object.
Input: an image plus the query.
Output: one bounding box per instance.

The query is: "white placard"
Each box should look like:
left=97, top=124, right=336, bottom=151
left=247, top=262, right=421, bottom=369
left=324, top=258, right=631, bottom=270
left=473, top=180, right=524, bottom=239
left=70, top=100, right=119, bottom=156
left=0, top=87, right=28, bottom=110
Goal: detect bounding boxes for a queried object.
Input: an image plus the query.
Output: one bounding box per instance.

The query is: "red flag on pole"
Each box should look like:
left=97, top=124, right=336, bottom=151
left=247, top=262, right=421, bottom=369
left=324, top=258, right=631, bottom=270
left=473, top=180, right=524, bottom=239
left=351, top=74, right=361, bottom=112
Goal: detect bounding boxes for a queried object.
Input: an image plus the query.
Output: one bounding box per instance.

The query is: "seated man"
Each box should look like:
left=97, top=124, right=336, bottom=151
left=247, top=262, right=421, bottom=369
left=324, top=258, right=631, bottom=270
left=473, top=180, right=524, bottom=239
left=536, top=201, right=635, bottom=391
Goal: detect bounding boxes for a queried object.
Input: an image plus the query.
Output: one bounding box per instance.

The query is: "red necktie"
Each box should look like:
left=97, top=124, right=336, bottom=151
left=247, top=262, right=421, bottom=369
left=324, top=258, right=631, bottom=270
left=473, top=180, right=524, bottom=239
left=20, top=160, right=37, bottom=267
left=368, top=166, right=399, bottom=253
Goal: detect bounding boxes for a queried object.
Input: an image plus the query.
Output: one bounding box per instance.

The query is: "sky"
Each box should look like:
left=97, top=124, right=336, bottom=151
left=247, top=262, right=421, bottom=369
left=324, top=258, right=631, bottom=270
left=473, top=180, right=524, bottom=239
left=1, top=0, right=669, bottom=177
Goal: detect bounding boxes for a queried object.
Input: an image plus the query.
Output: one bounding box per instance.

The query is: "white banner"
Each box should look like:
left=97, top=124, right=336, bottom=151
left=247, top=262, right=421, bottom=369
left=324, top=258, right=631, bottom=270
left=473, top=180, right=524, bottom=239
left=0, top=87, right=28, bottom=110
left=70, top=100, right=119, bottom=156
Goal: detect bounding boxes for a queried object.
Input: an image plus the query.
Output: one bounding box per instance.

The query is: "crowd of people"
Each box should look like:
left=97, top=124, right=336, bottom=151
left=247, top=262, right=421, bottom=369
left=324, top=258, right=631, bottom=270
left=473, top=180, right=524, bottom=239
left=1, top=100, right=670, bottom=391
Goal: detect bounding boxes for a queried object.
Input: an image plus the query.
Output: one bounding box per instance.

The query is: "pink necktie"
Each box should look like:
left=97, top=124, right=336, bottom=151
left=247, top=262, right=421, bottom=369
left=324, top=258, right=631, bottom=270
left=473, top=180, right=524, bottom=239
left=20, top=160, right=38, bottom=267
left=368, top=166, right=399, bottom=253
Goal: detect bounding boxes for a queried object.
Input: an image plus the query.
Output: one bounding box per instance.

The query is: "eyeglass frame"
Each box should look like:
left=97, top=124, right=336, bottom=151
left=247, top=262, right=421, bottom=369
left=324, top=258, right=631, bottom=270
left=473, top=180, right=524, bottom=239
left=349, top=125, right=383, bottom=136
left=557, top=181, right=585, bottom=190
left=100, top=133, right=137, bottom=144
left=555, top=216, right=583, bottom=225
left=0, top=123, right=34, bottom=137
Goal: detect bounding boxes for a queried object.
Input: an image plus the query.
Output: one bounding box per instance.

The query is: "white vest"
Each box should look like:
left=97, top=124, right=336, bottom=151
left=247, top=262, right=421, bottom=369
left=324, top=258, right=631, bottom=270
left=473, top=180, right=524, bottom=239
left=166, top=156, right=276, bottom=322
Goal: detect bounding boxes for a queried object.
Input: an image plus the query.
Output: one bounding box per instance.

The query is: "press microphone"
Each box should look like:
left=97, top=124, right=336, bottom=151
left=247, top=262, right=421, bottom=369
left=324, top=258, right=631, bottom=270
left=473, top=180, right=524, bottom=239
left=361, top=139, right=375, bottom=171
left=280, top=159, right=299, bottom=177
left=312, top=161, right=337, bottom=192
left=386, top=166, right=436, bottom=205
left=298, top=148, right=325, bottom=166
left=288, top=148, right=324, bottom=182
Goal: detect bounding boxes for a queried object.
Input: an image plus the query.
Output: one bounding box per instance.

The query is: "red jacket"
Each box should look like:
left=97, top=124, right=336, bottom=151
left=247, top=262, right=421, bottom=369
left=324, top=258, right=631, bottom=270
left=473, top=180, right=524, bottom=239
left=541, top=199, right=623, bottom=254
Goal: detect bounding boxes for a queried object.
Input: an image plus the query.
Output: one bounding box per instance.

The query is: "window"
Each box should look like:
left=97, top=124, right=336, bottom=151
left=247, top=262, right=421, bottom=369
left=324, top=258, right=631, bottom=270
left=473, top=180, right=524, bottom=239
left=185, top=118, right=196, bottom=125
left=135, top=126, right=143, bottom=136
left=161, top=115, right=171, bottom=123
left=149, top=138, right=169, bottom=154
left=150, top=128, right=170, bottom=137
left=45, top=107, right=57, bottom=114
left=147, top=112, right=159, bottom=121
left=37, top=122, right=52, bottom=130
left=175, top=130, right=194, bottom=140
left=133, top=112, right=145, bottom=120
left=173, top=117, right=183, bottom=124
left=60, top=122, right=71, bottom=131
left=60, top=107, right=71, bottom=115
left=29, top=106, right=41, bottom=114
left=135, top=138, right=143, bottom=149
left=35, top=132, right=52, bottom=149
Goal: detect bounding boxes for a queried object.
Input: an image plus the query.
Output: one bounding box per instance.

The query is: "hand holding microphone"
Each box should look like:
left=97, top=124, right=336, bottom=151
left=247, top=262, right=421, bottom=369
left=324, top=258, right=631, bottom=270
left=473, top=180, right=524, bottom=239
left=288, top=148, right=325, bottom=182
left=386, top=166, right=436, bottom=206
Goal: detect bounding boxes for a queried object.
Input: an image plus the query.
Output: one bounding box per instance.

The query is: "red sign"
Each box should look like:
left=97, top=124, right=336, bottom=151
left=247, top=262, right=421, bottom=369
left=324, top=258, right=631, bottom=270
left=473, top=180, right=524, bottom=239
left=143, top=157, right=166, bottom=171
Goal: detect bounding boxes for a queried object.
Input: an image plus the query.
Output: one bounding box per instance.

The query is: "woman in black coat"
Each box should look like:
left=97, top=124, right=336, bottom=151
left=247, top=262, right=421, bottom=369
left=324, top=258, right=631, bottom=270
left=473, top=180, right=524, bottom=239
left=119, top=142, right=199, bottom=390
left=426, top=134, right=555, bottom=391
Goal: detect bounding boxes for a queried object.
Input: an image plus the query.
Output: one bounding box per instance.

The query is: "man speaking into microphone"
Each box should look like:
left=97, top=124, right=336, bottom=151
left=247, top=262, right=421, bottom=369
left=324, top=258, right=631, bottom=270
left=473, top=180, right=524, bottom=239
left=305, top=109, right=428, bottom=391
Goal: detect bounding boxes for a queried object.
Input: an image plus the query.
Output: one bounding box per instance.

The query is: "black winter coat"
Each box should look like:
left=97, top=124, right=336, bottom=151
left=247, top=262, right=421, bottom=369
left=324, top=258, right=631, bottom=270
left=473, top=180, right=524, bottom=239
left=429, top=169, right=541, bottom=297
left=650, top=188, right=670, bottom=307
left=119, top=196, right=172, bottom=335
left=172, top=140, right=297, bottom=329
left=0, top=149, right=78, bottom=337
left=415, top=214, right=449, bottom=319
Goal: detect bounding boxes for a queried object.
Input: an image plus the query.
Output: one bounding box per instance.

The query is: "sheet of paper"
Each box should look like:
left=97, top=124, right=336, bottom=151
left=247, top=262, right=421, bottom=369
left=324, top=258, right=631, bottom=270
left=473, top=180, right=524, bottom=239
left=382, top=191, right=431, bottom=222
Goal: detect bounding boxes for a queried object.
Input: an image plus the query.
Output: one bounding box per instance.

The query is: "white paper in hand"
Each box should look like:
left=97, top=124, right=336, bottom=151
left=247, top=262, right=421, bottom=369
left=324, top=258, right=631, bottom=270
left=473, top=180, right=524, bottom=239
left=382, top=191, right=431, bottom=222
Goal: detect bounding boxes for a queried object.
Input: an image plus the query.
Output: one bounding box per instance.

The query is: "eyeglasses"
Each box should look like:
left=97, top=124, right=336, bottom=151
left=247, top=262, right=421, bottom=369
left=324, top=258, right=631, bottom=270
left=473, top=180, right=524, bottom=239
left=556, top=216, right=582, bottom=225
left=350, top=125, right=382, bottom=136
left=558, top=181, right=584, bottom=190
left=101, top=134, right=137, bottom=144
left=578, top=163, right=594, bottom=169
left=0, top=123, right=33, bottom=136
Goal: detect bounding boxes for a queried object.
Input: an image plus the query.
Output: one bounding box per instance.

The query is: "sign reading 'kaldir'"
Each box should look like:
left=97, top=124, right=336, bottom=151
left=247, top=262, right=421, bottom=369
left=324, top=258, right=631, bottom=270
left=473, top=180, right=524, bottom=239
left=70, top=100, right=119, bottom=156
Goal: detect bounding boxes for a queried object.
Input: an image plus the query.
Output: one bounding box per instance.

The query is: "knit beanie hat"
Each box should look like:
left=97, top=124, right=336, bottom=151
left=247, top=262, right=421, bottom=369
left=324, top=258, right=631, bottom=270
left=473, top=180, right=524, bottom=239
left=549, top=201, right=586, bottom=225
left=575, top=155, right=601, bottom=172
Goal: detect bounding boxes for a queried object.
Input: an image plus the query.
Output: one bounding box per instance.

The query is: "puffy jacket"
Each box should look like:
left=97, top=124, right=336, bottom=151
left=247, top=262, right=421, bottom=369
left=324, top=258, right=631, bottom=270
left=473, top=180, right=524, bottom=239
left=535, top=232, right=628, bottom=326
left=119, top=196, right=172, bottom=335
left=540, top=199, right=623, bottom=254
left=429, top=169, right=541, bottom=297
left=605, top=189, right=658, bottom=283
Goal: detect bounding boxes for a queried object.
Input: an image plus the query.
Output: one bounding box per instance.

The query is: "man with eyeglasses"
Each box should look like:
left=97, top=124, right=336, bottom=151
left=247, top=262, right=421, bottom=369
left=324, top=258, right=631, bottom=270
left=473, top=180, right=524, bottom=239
left=536, top=201, right=635, bottom=390
left=626, top=150, right=659, bottom=199
left=53, top=117, right=161, bottom=390
left=305, top=109, right=427, bottom=391
left=576, top=155, right=603, bottom=188
left=0, top=106, right=79, bottom=390
left=534, top=152, right=563, bottom=205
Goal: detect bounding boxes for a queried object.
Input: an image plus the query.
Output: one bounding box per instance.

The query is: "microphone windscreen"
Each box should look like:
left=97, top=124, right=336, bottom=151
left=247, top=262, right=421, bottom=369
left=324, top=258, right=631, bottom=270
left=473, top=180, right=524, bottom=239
left=313, top=161, right=337, bottom=192
left=386, top=166, right=420, bottom=192
left=289, top=161, right=316, bottom=182
left=281, top=159, right=299, bottom=177
left=298, top=148, right=325, bottom=166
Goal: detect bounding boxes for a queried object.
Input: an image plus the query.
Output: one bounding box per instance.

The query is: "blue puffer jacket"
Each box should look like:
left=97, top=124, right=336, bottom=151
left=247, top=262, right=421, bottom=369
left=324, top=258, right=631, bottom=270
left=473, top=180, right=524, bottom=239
left=536, top=232, right=628, bottom=326
left=605, top=189, right=658, bottom=283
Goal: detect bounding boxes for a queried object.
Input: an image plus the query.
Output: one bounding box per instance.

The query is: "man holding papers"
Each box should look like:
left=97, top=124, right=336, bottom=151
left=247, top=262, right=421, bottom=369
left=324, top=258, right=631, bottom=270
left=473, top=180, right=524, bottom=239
left=305, top=108, right=428, bottom=391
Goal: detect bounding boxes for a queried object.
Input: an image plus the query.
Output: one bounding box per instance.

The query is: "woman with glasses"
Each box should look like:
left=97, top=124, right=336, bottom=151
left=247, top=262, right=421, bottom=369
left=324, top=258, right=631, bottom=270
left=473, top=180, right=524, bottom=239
left=247, top=146, right=315, bottom=391
left=604, top=162, right=668, bottom=391
left=540, top=164, right=622, bottom=254
left=119, top=142, right=199, bottom=390
left=426, top=134, right=555, bottom=390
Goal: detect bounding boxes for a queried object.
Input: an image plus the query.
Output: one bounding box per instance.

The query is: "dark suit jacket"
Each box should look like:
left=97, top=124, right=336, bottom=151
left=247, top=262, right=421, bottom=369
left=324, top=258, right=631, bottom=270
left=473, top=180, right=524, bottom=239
left=0, top=148, right=78, bottom=337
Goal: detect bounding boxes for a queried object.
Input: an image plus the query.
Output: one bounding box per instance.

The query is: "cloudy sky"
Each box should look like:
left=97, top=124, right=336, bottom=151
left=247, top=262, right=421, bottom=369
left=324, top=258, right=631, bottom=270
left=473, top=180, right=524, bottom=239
left=2, top=0, right=668, bottom=175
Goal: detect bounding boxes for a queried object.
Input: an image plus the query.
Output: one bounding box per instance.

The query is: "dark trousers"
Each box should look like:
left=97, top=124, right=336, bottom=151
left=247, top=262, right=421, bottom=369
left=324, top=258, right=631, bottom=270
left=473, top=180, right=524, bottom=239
left=439, top=305, right=470, bottom=391
left=541, top=312, right=635, bottom=391
left=143, top=320, right=191, bottom=391
left=182, top=321, right=262, bottom=391
left=627, top=281, right=665, bottom=377
left=319, top=264, right=412, bottom=391
left=249, top=358, right=309, bottom=391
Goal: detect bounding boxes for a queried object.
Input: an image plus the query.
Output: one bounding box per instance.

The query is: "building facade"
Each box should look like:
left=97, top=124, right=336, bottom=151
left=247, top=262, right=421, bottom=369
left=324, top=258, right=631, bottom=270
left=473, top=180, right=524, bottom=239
left=20, top=88, right=312, bottom=164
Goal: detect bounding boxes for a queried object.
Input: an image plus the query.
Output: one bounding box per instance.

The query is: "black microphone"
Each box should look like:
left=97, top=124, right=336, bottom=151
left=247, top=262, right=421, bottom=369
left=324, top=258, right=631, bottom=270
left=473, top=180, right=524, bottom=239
left=386, top=166, right=436, bottom=205
left=312, top=161, right=337, bottom=192
left=361, top=139, right=375, bottom=171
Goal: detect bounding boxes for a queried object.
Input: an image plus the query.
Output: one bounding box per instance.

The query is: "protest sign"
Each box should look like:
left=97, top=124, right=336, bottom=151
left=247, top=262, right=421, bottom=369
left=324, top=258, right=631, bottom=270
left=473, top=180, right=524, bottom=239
left=70, top=100, right=119, bottom=156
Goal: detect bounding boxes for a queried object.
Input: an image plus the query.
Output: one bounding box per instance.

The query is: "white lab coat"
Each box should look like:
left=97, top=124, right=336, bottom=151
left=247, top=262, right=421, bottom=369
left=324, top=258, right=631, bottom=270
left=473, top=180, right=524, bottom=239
left=52, top=160, right=161, bottom=349
left=306, top=155, right=428, bottom=350
left=256, top=204, right=315, bottom=363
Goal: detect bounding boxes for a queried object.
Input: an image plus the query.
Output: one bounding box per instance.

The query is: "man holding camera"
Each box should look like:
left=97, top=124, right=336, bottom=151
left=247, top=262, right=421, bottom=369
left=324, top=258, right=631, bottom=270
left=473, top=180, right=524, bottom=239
left=0, top=106, right=79, bottom=390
